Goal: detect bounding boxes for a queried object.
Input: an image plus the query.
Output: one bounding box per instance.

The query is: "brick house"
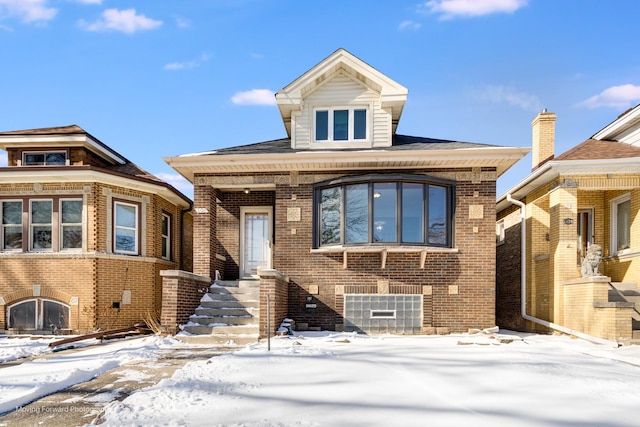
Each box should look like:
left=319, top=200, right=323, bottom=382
left=166, top=49, right=527, bottom=335
left=0, top=125, right=192, bottom=334
left=497, top=106, right=640, bottom=342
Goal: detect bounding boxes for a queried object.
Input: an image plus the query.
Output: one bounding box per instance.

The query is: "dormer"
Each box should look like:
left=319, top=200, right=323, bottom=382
left=276, top=48, right=408, bottom=150
left=0, top=125, right=126, bottom=168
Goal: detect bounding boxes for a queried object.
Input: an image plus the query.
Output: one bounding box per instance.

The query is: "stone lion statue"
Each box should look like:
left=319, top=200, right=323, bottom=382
left=580, top=244, right=603, bottom=277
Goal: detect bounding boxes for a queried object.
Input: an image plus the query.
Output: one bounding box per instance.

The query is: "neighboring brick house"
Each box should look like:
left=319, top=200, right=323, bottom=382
left=0, top=125, right=192, bottom=334
left=166, top=49, right=528, bottom=335
left=497, top=105, right=640, bottom=342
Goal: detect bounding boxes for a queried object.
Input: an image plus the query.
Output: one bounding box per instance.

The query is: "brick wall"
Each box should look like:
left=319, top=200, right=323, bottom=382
left=198, top=168, right=499, bottom=334
left=259, top=269, right=289, bottom=337
left=160, top=270, right=210, bottom=334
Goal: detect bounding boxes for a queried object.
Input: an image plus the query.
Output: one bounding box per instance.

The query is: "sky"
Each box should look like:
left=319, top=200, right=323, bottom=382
left=2, top=331, right=640, bottom=426
left=1, top=0, right=640, bottom=199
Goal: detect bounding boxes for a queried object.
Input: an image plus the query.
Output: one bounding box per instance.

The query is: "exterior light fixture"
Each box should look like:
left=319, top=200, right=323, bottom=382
left=244, top=188, right=250, bottom=194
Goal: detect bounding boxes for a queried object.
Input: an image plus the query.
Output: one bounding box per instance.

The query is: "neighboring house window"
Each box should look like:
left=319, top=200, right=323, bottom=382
left=314, top=175, right=453, bottom=248
left=161, top=213, right=171, bottom=260
left=114, top=201, right=139, bottom=254
left=315, top=107, right=367, bottom=142
left=60, top=199, right=83, bottom=250
left=7, top=298, right=70, bottom=330
left=496, top=220, right=505, bottom=244
left=611, top=194, right=631, bottom=255
left=23, top=151, right=67, bottom=166
left=30, top=200, right=52, bottom=250
left=1, top=200, right=23, bottom=250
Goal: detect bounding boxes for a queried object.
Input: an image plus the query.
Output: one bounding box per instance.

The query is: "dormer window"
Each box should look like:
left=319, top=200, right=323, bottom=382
left=315, top=107, right=367, bottom=142
left=23, top=151, right=67, bottom=166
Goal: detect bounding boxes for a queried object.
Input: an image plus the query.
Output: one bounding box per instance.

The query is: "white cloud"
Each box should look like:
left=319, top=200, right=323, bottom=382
left=231, top=89, right=276, bottom=106
left=154, top=172, right=193, bottom=196
left=176, top=16, right=190, bottom=28
left=72, top=0, right=102, bottom=4
left=164, top=53, right=211, bottom=71
left=0, top=0, right=57, bottom=23
left=0, top=152, right=7, bottom=166
left=399, top=20, right=421, bottom=31
left=475, top=85, right=542, bottom=112
left=422, top=0, right=528, bottom=19
left=578, top=84, right=640, bottom=109
left=79, top=8, right=162, bottom=33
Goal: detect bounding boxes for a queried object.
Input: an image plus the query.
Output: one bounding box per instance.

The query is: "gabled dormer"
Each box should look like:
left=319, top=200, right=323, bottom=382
left=276, top=48, right=408, bottom=150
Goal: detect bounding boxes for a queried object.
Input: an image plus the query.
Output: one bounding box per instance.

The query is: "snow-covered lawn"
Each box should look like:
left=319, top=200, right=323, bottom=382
left=2, top=331, right=640, bottom=426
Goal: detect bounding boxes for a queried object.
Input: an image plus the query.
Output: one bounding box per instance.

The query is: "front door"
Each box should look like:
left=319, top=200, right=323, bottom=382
left=240, top=207, right=273, bottom=278
left=577, top=208, right=594, bottom=261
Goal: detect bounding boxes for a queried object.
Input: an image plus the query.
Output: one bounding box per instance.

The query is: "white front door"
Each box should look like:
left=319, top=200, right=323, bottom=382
left=240, top=207, right=273, bottom=278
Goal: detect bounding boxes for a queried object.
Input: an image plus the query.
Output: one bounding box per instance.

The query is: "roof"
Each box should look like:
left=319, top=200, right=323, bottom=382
left=555, top=138, right=640, bottom=161
left=0, top=125, right=191, bottom=206
left=165, top=134, right=529, bottom=183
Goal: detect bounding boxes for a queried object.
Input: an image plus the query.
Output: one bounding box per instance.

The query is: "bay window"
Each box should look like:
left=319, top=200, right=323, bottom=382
left=161, top=213, right=171, bottom=260
left=611, top=193, right=631, bottom=255
left=314, top=175, right=453, bottom=248
left=2, top=200, right=22, bottom=250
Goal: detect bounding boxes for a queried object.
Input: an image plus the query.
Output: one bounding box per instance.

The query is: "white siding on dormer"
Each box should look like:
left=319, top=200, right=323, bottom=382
left=293, top=72, right=392, bottom=149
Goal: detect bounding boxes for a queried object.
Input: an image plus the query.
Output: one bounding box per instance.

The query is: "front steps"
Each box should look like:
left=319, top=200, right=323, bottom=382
left=609, top=282, right=640, bottom=344
left=178, top=280, right=260, bottom=345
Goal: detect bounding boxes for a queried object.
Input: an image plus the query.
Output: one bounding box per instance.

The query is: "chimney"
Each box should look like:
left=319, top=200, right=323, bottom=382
left=531, top=109, right=556, bottom=171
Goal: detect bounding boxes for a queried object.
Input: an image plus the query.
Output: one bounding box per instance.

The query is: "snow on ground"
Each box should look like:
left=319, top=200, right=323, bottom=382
left=98, top=331, right=640, bottom=427
left=2, top=331, right=640, bottom=426
left=0, top=335, right=178, bottom=415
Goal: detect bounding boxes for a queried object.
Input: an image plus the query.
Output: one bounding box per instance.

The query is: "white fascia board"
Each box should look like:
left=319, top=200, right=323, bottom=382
left=593, top=104, right=640, bottom=141
left=0, top=169, right=190, bottom=207
left=165, top=146, right=529, bottom=177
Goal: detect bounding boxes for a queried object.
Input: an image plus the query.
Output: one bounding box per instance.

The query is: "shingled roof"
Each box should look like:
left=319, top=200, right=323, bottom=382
left=555, top=138, right=640, bottom=161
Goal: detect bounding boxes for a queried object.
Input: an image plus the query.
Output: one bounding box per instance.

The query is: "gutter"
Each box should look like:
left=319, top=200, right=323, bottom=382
left=506, top=194, right=619, bottom=347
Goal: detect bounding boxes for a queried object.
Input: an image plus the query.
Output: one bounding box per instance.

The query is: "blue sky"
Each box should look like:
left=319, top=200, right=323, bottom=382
left=1, top=0, right=639, bottom=199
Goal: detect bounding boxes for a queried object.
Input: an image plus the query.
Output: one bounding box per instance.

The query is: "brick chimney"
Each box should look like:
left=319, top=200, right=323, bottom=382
left=531, top=109, right=556, bottom=171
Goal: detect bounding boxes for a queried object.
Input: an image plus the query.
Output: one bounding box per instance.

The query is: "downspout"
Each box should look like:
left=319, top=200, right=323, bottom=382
left=506, top=194, right=618, bottom=347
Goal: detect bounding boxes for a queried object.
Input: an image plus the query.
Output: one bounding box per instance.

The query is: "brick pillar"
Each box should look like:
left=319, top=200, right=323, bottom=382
left=193, top=184, right=217, bottom=280
left=549, top=183, right=578, bottom=326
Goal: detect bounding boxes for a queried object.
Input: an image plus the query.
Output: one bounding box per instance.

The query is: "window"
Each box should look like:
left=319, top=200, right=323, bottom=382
left=161, top=213, right=171, bottom=260
left=114, top=201, right=139, bottom=254
left=23, top=151, right=67, bottom=166
left=611, top=194, right=631, bottom=255
left=315, top=107, right=367, bottom=142
left=60, top=199, right=83, bottom=250
left=1, top=200, right=22, bottom=250
left=0, top=197, right=83, bottom=252
left=30, top=200, right=52, bottom=250
left=7, top=298, right=70, bottom=331
left=314, top=175, right=453, bottom=248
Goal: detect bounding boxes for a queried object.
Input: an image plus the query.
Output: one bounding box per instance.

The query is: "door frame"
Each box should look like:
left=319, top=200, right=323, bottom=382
left=239, top=206, right=273, bottom=278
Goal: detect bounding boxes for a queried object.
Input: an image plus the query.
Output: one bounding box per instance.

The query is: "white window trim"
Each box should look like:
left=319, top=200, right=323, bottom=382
left=59, top=198, right=83, bottom=252
left=22, top=151, right=68, bottom=166
left=313, top=106, right=370, bottom=145
left=114, top=201, right=139, bottom=255
left=610, top=193, right=631, bottom=256
left=29, top=199, right=53, bottom=252
left=161, top=213, right=171, bottom=260
left=1, top=199, right=23, bottom=252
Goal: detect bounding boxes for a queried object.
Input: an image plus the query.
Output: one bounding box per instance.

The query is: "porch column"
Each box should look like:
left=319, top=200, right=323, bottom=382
left=549, top=182, right=578, bottom=326
left=193, top=184, right=218, bottom=280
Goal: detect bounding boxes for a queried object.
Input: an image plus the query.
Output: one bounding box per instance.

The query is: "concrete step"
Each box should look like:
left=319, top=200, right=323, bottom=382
left=215, top=280, right=260, bottom=288
left=183, top=324, right=259, bottom=335
left=202, top=293, right=259, bottom=303
left=175, top=334, right=259, bottom=346
left=208, top=285, right=260, bottom=296
left=199, top=300, right=259, bottom=309
left=189, top=315, right=257, bottom=326
left=610, top=282, right=638, bottom=291
left=194, top=307, right=258, bottom=317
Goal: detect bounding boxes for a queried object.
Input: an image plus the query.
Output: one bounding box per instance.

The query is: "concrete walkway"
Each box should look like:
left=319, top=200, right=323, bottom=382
left=0, top=342, right=235, bottom=426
